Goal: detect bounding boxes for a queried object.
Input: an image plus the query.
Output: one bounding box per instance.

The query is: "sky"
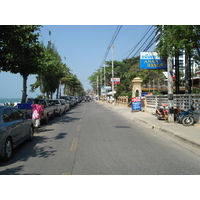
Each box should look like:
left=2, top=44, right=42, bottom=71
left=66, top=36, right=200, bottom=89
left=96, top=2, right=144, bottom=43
left=0, top=25, right=156, bottom=98
left=0, top=0, right=197, bottom=99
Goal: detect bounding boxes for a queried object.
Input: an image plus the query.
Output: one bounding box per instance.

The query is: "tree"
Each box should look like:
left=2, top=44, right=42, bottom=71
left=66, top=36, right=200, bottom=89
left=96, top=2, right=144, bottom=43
left=88, top=57, right=165, bottom=98
left=30, top=42, right=67, bottom=99
left=0, top=25, right=44, bottom=102
left=155, top=25, right=200, bottom=93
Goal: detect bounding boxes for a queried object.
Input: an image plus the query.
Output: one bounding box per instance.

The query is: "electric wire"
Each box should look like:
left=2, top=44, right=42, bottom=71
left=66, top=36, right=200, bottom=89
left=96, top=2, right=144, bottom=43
left=101, top=25, right=122, bottom=66
left=131, top=27, right=156, bottom=58
left=120, top=26, right=150, bottom=59
left=125, top=25, right=154, bottom=59
left=124, top=25, right=157, bottom=59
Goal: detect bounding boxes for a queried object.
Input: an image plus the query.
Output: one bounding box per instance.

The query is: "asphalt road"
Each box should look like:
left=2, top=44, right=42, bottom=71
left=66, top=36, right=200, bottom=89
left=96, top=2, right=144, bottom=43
left=1, top=101, right=200, bottom=175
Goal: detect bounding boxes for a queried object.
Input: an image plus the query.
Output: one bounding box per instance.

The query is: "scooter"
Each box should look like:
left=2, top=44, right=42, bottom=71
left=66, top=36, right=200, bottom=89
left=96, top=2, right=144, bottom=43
left=175, top=103, right=195, bottom=126
left=156, top=104, right=168, bottom=120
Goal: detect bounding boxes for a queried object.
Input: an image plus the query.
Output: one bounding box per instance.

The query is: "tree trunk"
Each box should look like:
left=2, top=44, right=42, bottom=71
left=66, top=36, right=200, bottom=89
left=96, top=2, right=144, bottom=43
left=21, top=74, right=28, bottom=103
left=185, top=49, right=189, bottom=94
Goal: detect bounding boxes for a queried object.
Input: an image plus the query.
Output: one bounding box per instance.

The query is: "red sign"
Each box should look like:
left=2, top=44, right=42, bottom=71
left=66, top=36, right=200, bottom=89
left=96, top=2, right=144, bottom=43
left=110, top=78, right=120, bottom=84
left=132, top=97, right=141, bottom=102
left=109, top=81, right=120, bottom=84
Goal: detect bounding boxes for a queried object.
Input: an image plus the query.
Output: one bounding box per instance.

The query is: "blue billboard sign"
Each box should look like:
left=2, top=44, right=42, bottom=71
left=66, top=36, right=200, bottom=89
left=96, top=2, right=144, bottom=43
left=140, top=52, right=167, bottom=69
left=132, top=97, right=141, bottom=111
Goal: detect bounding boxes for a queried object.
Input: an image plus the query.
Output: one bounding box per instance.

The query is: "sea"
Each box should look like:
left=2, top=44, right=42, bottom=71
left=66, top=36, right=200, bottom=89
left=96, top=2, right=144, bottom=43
left=0, top=98, right=21, bottom=105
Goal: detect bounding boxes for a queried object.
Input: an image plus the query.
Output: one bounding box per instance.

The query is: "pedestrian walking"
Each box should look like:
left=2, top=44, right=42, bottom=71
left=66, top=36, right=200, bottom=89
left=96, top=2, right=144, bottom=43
left=31, top=99, right=43, bottom=133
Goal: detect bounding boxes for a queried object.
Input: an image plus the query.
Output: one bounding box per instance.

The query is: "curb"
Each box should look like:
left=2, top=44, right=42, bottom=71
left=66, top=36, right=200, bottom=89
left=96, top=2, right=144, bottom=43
left=133, top=117, right=200, bottom=151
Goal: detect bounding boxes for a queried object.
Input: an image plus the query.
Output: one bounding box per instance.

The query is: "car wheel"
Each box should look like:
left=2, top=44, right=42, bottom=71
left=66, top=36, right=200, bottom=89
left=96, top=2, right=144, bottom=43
left=52, top=111, right=55, bottom=119
left=44, top=115, right=49, bottom=124
left=28, top=126, right=34, bottom=141
left=4, top=138, right=13, bottom=161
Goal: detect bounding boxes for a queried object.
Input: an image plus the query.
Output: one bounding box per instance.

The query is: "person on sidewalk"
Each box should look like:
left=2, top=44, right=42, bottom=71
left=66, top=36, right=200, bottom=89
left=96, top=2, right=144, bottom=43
left=31, top=99, right=44, bottom=133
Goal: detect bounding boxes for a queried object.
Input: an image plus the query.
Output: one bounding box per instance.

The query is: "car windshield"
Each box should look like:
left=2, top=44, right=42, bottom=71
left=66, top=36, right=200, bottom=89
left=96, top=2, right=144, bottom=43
left=50, top=100, right=59, bottom=105
left=38, top=100, right=45, bottom=105
left=53, top=100, right=60, bottom=104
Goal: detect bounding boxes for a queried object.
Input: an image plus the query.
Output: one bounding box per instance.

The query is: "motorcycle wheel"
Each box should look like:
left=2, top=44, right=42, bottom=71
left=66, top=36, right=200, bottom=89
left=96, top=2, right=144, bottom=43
left=181, top=115, right=195, bottom=126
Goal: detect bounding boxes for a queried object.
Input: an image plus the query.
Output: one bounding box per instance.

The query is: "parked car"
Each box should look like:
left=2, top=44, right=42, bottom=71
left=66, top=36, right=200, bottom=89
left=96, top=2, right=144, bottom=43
left=0, top=106, right=34, bottom=161
left=49, top=99, right=66, bottom=116
left=69, top=96, right=75, bottom=108
left=60, top=96, right=72, bottom=109
left=85, top=95, right=90, bottom=102
left=60, top=99, right=70, bottom=111
left=37, top=99, right=56, bottom=124
left=17, top=99, right=56, bottom=125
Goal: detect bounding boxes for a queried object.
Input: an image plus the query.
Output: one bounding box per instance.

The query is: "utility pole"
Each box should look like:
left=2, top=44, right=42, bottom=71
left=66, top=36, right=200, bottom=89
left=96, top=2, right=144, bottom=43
left=111, top=46, right=115, bottom=104
left=167, top=56, right=174, bottom=122
left=97, top=76, right=99, bottom=101
left=104, top=62, right=106, bottom=101
left=100, top=68, right=102, bottom=98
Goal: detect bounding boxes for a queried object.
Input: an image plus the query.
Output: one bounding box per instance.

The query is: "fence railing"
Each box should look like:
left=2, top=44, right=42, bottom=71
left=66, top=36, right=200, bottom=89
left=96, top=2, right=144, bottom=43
left=145, top=94, right=200, bottom=113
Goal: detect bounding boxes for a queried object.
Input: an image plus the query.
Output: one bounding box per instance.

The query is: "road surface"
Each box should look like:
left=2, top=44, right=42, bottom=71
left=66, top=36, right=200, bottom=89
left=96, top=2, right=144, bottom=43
left=1, top=101, right=200, bottom=175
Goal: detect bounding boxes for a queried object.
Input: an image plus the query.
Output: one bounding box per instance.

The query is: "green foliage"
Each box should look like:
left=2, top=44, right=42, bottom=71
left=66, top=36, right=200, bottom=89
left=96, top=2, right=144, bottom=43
left=155, top=25, right=200, bottom=60
left=0, top=25, right=43, bottom=74
left=31, top=42, right=85, bottom=98
left=89, top=56, right=166, bottom=97
left=153, top=91, right=162, bottom=95
left=192, top=87, right=200, bottom=94
left=0, top=25, right=44, bottom=102
left=0, top=26, right=85, bottom=99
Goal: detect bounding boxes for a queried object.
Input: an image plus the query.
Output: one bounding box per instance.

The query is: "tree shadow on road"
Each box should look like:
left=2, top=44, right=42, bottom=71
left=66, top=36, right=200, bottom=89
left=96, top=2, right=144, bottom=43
left=0, top=134, right=57, bottom=174
left=51, top=115, right=81, bottom=125
left=54, top=132, right=68, bottom=140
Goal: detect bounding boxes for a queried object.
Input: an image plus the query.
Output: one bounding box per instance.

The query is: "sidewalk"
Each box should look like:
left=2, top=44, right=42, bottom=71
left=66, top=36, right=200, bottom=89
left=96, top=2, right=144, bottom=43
left=97, top=101, right=200, bottom=150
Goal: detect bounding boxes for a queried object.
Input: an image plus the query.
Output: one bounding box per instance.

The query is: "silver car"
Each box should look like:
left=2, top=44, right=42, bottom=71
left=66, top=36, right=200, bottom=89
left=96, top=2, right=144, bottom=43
left=0, top=106, right=34, bottom=161
left=50, top=99, right=67, bottom=116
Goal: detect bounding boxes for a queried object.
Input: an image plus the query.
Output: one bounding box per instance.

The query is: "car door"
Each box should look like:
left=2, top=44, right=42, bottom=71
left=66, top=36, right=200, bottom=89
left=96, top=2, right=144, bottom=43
left=2, top=108, right=22, bottom=148
left=11, top=108, right=30, bottom=140
left=59, top=100, right=65, bottom=113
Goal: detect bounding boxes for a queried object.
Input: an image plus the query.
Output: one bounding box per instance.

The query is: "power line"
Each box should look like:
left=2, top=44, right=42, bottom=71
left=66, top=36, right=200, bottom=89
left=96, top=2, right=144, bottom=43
left=131, top=27, right=156, bottom=58
left=125, top=25, right=153, bottom=59
left=101, top=25, right=122, bottom=66
left=123, top=25, right=157, bottom=59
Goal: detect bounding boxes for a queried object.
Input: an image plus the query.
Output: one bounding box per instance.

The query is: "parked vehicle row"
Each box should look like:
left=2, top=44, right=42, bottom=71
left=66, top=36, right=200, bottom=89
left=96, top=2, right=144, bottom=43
left=0, top=96, right=84, bottom=161
left=49, top=99, right=70, bottom=116
left=60, top=95, right=85, bottom=108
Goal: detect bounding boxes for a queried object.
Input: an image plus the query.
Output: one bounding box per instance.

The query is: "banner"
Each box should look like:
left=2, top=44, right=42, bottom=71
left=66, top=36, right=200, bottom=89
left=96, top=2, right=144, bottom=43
left=110, top=78, right=120, bottom=84
left=105, top=86, right=111, bottom=90
left=140, top=52, right=167, bottom=69
left=132, top=97, right=141, bottom=111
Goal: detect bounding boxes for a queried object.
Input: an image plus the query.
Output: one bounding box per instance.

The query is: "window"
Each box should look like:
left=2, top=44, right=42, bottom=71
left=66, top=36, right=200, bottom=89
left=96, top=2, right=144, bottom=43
left=179, top=51, right=184, bottom=58
left=3, top=109, right=14, bottom=122
left=11, top=108, right=23, bottom=120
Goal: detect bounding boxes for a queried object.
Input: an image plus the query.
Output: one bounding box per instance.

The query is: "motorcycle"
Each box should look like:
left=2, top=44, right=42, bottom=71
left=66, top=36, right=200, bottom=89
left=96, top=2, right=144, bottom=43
left=175, top=103, right=195, bottom=126
left=156, top=104, right=168, bottom=120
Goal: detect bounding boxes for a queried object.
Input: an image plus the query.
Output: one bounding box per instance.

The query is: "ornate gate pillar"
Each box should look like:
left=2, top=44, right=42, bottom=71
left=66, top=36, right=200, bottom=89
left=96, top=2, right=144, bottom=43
left=132, top=77, right=143, bottom=97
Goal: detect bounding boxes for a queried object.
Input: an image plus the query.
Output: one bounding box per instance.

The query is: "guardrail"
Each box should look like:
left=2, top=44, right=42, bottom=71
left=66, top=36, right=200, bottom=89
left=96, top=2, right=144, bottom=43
left=145, top=94, right=200, bottom=113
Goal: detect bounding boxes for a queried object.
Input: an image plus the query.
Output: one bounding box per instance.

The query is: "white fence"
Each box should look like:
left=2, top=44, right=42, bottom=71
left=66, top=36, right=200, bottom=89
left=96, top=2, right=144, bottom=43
left=144, top=94, right=200, bottom=123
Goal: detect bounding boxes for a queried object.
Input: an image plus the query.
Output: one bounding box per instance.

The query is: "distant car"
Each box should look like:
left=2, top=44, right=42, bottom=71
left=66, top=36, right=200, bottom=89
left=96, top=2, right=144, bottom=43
left=85, top=96, right=90, bottom=102
left=60, top=99, right=70, bottom=112
left=0, top=106, right=34, bottom=161
left=49, top=99, right=66, bottom=116
left=69, top=96, right=75, bottom=107
left=60, top=95, right=73, bottom=109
